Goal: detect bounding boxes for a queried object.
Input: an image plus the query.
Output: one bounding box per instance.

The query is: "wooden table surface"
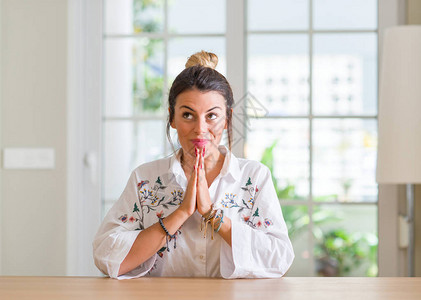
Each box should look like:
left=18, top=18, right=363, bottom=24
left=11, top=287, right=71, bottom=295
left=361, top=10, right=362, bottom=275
left=1, top=276, right=421, bottom=299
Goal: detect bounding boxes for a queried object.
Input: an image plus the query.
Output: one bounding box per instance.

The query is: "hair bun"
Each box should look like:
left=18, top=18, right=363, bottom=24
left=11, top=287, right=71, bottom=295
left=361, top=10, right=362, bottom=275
left=185, top=50, right=218, bottom=69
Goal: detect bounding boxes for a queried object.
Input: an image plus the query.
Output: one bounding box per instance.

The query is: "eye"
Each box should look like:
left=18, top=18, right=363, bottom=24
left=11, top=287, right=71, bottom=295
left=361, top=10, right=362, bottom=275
left=182, top=112, right=193, bottom=120
left=207, top=113, right=218, bottom=120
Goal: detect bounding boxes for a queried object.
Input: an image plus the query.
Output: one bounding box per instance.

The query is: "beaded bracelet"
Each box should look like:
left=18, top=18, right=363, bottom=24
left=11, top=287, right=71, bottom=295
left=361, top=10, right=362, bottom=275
left=214, top=210, right=224, bottom=233
left=158, top=218, right=177, bottom=252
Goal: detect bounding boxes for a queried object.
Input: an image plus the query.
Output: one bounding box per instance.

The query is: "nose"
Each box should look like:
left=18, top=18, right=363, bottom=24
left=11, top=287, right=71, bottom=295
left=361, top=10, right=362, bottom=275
left=194, top=117, right=208, bottom=135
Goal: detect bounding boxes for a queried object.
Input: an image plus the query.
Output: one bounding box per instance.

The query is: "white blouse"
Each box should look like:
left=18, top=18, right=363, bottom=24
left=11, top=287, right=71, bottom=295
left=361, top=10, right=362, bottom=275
left=93, top=146, right=294, bottom=279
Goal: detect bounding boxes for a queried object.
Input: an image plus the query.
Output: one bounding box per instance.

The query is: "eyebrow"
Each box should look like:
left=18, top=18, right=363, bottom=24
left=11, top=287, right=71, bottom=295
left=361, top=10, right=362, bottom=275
left=180, top=105, right=222, bottom=112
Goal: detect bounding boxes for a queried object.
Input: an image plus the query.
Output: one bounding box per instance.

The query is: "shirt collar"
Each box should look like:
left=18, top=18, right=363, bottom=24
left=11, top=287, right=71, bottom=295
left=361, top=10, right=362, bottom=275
left=218, top=145, right=241, bottom=181
left=169, top=149, right=185, bottom=183
left=169, top=145, right=241, bottom=183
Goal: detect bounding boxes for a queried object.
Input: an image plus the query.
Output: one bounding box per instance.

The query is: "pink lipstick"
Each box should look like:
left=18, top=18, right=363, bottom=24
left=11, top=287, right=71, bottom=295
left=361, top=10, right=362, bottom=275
left=191, top=139, right=208, bottom=148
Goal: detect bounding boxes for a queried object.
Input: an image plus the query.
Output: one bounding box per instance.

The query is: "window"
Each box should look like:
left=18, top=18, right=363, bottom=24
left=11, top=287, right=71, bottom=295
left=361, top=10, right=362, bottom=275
left=101, top=0, right=379, bottom=276
left=245, top=0, right=378, bottom=276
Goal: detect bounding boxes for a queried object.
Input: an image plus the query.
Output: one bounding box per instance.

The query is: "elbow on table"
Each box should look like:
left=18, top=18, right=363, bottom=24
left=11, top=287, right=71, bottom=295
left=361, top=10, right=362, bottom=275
left=93, top=255, right=112, bottom=278
left=281, top=246, right=295, bottom=276
left=92, top=240, right=117, bottom=279
left=266, top=239, right=295, bottom=277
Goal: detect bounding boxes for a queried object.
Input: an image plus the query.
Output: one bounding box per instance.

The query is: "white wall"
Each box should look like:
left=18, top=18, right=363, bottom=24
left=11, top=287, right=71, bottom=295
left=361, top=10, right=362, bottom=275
left=407, top=0, right=421, bottom=277
left=0, top=0, right=67, bottom=275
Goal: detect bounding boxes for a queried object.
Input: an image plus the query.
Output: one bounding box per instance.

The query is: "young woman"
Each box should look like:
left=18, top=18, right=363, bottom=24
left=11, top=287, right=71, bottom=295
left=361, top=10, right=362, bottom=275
left=93, top=51, right=294, bottom=279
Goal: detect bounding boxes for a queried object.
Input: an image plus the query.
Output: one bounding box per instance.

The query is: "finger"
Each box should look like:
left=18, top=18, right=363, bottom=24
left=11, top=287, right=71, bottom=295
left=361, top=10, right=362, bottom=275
left=190, top=149, right=196, bottom=177
left=194, top=148, right=200, bottom=184
left=187, top=148, right=199, bottom=186
left=197, top=149, right=205, bottom=186
left=196, top=150, right=201, bottom=183
left=195, top=147, right=200, bottom=169
left=198, top=150, right=207, bottom=187
left=198, top=147, right=201, bottom=170
left=202, top=147, right=205, bottom=170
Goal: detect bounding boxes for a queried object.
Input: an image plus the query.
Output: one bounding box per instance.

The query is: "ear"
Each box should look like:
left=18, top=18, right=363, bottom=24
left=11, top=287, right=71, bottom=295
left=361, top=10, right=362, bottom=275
left=169, top=107, right=176, bottom=129
left=224, top=108, right=233, bottom=130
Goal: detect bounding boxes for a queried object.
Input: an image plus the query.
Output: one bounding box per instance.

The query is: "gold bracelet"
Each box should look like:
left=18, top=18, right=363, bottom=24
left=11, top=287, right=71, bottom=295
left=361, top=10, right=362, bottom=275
left=201, top=206, right=225, bottom=240
left=201, top=205, right=218, bottom=239
left=202, top=205, right=215, bottom=220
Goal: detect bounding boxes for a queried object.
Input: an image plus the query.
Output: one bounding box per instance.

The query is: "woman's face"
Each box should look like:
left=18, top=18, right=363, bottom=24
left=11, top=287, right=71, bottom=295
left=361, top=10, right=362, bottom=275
left=170, top=89, right=227, bottom=157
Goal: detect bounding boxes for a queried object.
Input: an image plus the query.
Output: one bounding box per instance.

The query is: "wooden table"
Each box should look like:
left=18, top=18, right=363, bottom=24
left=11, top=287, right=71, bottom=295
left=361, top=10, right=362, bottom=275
left=1, top=277, right=421, bottom=299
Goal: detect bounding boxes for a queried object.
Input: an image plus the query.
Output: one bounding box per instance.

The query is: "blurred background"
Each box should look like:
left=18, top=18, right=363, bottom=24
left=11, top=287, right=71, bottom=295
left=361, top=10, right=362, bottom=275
left=0, top=0, right=420, bottom=277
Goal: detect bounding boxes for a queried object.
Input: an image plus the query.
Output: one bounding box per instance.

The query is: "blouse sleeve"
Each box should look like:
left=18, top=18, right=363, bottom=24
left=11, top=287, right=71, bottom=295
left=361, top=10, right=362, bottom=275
left=92, top=171, right=156, bottom=280
left=220, top=164, right=294, bottom=278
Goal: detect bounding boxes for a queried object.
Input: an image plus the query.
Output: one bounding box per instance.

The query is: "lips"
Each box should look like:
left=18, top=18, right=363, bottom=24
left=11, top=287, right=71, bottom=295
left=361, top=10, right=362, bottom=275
left=191, top=139, right=208, bottom=148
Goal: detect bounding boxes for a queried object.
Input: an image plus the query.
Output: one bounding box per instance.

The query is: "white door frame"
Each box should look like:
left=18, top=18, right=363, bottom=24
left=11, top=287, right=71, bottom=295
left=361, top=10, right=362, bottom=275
left=67, top=0, right=103, bottom=276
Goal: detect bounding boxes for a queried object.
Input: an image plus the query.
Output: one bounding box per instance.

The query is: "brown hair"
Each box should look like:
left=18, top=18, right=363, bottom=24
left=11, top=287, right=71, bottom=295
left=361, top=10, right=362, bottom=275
left=166, top=50, right=234, bottom=152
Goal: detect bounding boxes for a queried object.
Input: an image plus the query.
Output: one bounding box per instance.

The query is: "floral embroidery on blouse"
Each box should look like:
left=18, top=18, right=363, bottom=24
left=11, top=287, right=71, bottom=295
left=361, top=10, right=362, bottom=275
left=221, top=193, right=239, bottom=209
left=118, top=176, right=184, bottom=231
left=118, top=214, right=128, bottom=223
left=156, top=210, right=164, bottom=219
left=220, top=177, right=257, bottom=212
left=220, top=177, right=273, bottom=229
left=247, top=208, right=273, bottom=229
left=157, top=247, right=167, bottom=258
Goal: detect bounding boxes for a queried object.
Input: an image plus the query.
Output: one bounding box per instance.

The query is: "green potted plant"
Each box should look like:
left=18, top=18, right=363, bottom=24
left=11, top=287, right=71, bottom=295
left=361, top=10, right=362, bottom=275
left=259, top=140, right=378, bottom=276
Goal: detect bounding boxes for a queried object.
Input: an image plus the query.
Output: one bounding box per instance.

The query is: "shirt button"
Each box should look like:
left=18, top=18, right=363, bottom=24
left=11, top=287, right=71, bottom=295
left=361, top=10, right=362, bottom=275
left=199, top=255, right=204, bottom=260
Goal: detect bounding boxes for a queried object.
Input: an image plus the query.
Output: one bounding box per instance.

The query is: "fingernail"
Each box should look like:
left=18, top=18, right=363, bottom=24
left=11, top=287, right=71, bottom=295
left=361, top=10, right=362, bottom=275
left=194, top=165, right=196, bottom=170
left=195, top=147, right=197, bottom=155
